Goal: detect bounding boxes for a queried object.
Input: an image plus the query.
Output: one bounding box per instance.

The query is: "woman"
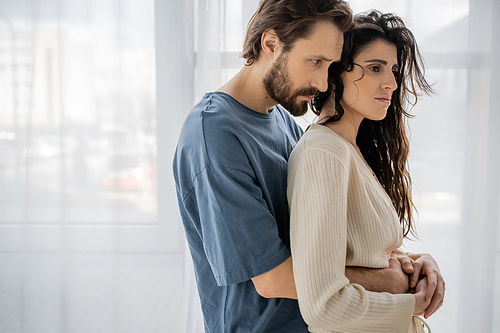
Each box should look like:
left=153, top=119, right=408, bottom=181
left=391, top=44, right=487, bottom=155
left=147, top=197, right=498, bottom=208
left=287, top=11, right=434, bottom=333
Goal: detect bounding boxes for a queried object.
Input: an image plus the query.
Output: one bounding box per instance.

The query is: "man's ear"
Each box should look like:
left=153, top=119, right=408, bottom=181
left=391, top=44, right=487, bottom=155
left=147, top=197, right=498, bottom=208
left=261, top=29, right=281, bottom=60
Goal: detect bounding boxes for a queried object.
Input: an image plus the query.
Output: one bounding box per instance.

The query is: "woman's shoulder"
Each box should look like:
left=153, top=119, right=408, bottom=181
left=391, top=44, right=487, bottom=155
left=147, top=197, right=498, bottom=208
left=297, top=123, right=353, bottom=162
left=287, top=123, right=353, bottom=195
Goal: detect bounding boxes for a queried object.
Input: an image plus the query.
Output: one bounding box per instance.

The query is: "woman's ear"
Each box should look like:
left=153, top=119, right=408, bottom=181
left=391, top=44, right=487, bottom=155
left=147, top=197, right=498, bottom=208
left=261, top=29, right=281, bottom=60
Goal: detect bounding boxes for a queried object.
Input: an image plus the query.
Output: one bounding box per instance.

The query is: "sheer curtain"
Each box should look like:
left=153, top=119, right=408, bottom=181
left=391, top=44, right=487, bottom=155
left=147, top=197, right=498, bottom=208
left=0, top=0, right=184, bottom=332
left=0, top=0, right=498, bottom=333
left=172, top=1, right=500, bottom=332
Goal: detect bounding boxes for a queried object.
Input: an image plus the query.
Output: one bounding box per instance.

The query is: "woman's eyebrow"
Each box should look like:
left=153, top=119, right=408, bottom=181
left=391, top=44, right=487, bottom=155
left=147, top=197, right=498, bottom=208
left=364, top=59, right=399, bottom=70
left=364, top=59, right=387, bottom=65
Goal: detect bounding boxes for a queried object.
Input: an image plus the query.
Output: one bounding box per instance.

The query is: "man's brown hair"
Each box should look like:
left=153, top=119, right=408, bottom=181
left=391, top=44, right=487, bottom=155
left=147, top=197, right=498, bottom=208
left=242, top=0, right=353, bottom=66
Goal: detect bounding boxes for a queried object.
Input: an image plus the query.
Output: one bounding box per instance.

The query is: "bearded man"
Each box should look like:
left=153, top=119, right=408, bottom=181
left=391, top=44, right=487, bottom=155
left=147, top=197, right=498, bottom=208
left=172, top=1, right=443, bottom=332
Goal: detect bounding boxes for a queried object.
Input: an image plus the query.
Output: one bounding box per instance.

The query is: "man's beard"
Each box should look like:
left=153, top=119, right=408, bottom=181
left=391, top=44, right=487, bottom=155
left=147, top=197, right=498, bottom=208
left=262, top=52, right=320, bottom=117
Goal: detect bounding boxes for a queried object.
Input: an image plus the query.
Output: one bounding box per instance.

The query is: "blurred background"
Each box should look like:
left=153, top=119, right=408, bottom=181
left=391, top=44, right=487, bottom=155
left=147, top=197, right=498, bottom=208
left=0, top=0, right=498, bottom=332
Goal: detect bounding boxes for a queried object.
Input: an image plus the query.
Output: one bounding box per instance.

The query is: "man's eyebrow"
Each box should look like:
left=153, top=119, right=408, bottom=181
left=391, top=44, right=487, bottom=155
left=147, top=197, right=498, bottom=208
left=309, top=55, right=334, bottom=62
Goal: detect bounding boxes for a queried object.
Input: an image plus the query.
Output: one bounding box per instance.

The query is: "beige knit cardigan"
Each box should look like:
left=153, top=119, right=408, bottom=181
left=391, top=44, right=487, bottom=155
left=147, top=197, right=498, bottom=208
left=287, top=123, right=419, bottom=333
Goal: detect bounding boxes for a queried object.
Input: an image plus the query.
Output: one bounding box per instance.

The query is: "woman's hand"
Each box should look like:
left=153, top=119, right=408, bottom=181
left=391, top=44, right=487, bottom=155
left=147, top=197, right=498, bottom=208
left=412, top=277, right=431, bottom=317
left=397, top=251, right=445, bottom=318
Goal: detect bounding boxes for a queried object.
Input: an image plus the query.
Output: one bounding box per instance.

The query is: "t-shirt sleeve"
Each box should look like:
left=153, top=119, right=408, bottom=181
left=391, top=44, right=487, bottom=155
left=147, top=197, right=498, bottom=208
left=191, top=164, right=290, bottom=286
left=288, top=149, right=414, bottom=333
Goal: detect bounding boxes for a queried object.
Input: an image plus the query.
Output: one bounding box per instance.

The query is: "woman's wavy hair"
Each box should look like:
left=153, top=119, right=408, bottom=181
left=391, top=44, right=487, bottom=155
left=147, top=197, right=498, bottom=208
left=311, top=10, right=434, bottom=238
left=242, top=0, right=352, bottom=66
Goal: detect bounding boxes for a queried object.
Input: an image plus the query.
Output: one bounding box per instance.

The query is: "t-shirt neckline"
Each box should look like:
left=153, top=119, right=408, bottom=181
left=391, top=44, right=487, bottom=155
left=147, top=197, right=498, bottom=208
left=209, top=91, right=277, bottom=119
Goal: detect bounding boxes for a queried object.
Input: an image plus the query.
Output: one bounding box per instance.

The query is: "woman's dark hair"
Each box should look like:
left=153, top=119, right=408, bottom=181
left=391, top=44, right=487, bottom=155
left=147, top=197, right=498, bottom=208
left=242, top=0, right=352, bottom=66
left=312, top=10, right=434, bottom=238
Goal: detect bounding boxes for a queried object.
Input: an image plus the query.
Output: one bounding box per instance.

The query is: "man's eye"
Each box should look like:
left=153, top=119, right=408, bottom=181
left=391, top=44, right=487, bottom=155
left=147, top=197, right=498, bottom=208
left=369, top=66, right=380, bottom=72
left=312, top=59, right=321, bottom=65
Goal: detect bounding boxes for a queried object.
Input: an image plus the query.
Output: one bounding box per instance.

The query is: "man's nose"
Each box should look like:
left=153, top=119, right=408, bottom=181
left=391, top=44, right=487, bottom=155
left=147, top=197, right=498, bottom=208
left=311, top=70, right=329, bottom=93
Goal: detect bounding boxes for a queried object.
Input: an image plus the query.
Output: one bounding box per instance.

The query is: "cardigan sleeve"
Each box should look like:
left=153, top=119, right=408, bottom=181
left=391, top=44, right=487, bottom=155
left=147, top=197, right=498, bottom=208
left=288, top=149, right=415, bottom=333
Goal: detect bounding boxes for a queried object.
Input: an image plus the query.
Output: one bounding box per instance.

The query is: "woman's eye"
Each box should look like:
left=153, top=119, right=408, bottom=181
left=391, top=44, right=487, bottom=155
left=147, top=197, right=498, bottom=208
left=369, top=66, right=380, bottom=72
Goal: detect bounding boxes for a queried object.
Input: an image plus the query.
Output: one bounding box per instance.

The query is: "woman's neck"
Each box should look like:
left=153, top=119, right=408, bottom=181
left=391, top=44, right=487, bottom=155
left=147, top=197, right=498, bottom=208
left=321, top=114, right=376, bottom=177
left=320, top=111, right=363, bottom=147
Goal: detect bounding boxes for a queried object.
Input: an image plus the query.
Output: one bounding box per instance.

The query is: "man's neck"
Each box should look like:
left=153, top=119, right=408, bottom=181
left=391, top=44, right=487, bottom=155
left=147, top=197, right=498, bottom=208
left=218, top=64, right=277, bottom=114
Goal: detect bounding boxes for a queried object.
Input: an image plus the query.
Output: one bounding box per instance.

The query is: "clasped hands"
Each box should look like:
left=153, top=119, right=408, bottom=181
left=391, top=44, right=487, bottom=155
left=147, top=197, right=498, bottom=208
left=391, top=250, right=445, bottom=319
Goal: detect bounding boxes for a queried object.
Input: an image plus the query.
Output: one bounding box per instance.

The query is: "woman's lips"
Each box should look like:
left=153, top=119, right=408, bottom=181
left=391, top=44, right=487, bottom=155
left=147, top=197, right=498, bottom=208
left=375, top=97, right=391, bottom=105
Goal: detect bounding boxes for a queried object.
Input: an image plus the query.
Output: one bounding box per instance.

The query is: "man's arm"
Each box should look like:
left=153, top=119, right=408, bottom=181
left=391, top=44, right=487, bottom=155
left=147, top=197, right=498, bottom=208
left=251, top=256, right=297, bottom=299
left=345, top=251, right=410, bottom=294
left=252, top=252, right=409, bottom=299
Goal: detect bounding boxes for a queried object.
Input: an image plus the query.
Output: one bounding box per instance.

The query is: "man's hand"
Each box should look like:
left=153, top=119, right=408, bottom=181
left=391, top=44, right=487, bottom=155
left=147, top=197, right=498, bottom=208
left=396, top=251, right=446, bottom=318
left=345, top=251, right=409, bottom=294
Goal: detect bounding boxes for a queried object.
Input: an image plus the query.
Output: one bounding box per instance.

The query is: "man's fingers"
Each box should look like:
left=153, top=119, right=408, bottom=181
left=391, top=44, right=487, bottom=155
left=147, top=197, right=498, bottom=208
left=388, top=253, right=401, bottom=268
left=397, top=254, right=414, bottom=274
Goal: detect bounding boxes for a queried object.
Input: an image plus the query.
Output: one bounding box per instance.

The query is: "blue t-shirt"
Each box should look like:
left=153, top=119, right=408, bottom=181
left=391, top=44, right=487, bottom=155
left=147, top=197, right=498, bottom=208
left=173, top=92, right=306, bottom=332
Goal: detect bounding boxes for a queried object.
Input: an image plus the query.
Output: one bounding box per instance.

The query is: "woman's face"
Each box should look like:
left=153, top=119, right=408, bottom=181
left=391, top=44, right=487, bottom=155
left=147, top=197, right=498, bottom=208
left=340, top=39, right=398, bottom=122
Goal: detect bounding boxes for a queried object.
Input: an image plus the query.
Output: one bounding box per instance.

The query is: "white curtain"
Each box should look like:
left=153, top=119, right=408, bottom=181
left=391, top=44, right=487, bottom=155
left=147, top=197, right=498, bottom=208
left=0, top=0, right=498, bottom=332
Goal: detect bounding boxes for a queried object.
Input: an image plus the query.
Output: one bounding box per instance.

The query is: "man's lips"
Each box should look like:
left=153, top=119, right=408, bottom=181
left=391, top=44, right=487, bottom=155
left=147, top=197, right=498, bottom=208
left=301, top=95, right=315, bottom=101
left=299, top=94, right=319, bottom=102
